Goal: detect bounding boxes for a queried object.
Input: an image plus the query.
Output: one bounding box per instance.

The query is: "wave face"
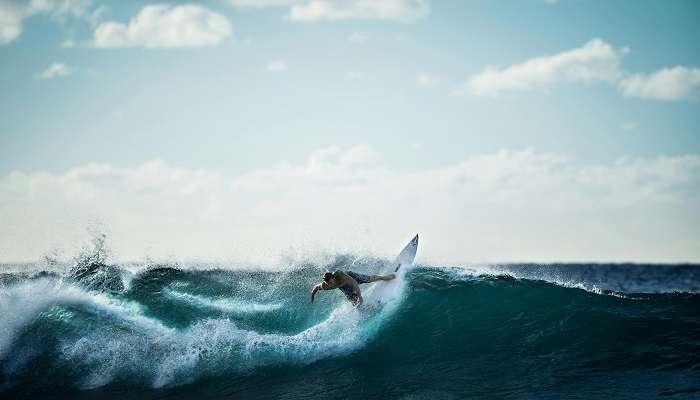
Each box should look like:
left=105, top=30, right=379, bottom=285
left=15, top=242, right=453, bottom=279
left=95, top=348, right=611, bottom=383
left=1, top=261, right=699, bottom=399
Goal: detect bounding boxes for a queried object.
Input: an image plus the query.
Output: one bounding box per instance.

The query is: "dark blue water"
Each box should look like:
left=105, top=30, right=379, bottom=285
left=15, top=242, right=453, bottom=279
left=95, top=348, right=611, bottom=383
left=1, top=260, right=699, bottom=399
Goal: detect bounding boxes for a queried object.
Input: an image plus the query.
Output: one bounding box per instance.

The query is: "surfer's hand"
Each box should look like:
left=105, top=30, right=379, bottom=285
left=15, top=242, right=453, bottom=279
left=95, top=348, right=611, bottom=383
left=310, top=285, right=318, bottom=303
left=356, top=295, right=363, bottom=306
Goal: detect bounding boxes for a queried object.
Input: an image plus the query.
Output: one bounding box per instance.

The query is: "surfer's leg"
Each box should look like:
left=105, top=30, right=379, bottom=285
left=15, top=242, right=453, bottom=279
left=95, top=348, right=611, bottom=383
left=369, top=274, right=395, bottom=282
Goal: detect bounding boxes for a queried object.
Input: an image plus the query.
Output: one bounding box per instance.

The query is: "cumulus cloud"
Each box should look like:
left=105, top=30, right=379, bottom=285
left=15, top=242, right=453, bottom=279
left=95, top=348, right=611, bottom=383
left=38, top=62, right=71, bottom=79
left=266, top=59, right=288, bottom=72
left=0, top=0, right=90, bottom=45
left=1, top=145, right=699, bottom=264
left=288, top=0, right=430, bottom=22
left=619, top=66, right=700, bottom=101
left=467, top=38, right=627, bottom=96
left=93, top=4, right=232, bottom=48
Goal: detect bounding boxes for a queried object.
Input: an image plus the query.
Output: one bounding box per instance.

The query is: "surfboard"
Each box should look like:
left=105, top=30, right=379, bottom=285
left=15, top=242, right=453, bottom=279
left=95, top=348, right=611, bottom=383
left=362, top=234, right=419, bottom=308
left=391, top=234, right=419, bottom=273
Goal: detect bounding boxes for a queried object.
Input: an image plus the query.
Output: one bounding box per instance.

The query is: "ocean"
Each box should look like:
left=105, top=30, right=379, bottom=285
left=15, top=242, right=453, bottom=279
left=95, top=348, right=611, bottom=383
left=1, top=255, right=699, bottom=399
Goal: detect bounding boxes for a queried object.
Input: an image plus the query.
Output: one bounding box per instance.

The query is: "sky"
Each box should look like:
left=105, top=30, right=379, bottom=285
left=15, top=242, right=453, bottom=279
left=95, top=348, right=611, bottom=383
left=0, top=0, right=699, bottom=265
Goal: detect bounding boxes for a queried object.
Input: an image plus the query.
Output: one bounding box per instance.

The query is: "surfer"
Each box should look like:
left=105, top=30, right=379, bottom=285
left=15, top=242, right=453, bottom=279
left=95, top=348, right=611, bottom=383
left=310, top=270, right=395, bottom=306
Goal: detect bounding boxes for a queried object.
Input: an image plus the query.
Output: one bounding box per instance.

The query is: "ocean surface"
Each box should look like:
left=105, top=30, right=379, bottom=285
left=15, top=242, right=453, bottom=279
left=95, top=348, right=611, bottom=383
left=1, top=255, right=699, bottom=399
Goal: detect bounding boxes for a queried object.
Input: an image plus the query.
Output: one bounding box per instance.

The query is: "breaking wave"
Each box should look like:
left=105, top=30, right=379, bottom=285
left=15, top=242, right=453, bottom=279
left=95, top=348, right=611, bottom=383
left=1, top=256, right=699, bottom=399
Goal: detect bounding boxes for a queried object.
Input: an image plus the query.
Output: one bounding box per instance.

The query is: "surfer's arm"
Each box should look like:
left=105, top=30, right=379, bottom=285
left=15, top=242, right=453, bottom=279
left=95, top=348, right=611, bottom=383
left=310, top=281, right=333, bottom=303
left=310, top=284, right=321, bottom=303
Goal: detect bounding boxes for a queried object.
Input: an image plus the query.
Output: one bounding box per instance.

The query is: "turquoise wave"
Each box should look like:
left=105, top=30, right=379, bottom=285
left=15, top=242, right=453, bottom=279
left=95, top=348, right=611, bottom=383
left=1, top=261, right=699, bottom=399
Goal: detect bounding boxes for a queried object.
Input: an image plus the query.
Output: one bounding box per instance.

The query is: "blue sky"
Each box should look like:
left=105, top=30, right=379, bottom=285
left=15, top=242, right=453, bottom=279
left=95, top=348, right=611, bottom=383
left=0, top=0, right=699, bottom=263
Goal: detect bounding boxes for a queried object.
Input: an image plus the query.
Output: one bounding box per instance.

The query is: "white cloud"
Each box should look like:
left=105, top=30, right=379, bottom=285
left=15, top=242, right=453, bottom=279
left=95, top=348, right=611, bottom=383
left=267, top=59, right=288, bottom=72
left=619, top=66, right=700, bottom=101
left=347, top=32, right=368, bottom=44
left=224, top=0, right=430, bottom=22
left=288, top=0, right=430, bottom=22
left=38, top=62, right=71, bottom=79
left=416, top=74, right=440, bottom=88
left=93, top=4, right=232, bottom=48
left=467, top=38, right=627, bottom=96
left=1, top=146, right=699, bottom=264
left=87, top=3, right=107, bottom=27
left=226, top=0, right=300, bottom=7
left=0, top=0, right=90, bottom=45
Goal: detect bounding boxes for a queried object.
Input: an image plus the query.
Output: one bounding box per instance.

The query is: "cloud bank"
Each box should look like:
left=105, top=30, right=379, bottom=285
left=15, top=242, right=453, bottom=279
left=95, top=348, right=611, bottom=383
left=94, top=4, right=232, bottom=48
left=1, top=145, right=699, bottom=265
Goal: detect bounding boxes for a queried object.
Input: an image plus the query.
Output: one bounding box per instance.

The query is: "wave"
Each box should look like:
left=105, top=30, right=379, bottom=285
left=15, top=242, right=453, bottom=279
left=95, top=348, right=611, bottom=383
left=1, top=261, right=699, bottom=398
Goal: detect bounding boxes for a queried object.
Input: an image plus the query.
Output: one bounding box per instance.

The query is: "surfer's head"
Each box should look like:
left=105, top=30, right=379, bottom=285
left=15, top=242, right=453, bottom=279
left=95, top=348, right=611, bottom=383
left=323, top=272, right=333, bottom=282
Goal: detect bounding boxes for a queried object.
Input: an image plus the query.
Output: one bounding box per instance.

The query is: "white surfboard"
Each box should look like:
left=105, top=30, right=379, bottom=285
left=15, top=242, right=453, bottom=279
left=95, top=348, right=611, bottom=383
left=390, top=234, right=419, bottom=274
left=363, top=234, right=419, bottom=307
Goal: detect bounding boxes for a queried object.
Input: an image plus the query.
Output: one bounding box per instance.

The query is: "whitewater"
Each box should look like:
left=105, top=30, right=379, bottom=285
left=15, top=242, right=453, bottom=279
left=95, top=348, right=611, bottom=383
left=1, top=251, right=699, bottom=399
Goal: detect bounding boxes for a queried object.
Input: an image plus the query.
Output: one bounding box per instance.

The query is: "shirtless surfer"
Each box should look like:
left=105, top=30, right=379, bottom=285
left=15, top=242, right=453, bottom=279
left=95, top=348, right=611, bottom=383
left=310, top=270, right=395, bottom=306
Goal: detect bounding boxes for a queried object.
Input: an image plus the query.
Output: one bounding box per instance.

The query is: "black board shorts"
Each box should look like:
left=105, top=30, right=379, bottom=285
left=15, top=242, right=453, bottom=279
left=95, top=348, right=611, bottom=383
left=339, top=270, right=372, bottom=303
left=346, top=270, right=372, bottom=284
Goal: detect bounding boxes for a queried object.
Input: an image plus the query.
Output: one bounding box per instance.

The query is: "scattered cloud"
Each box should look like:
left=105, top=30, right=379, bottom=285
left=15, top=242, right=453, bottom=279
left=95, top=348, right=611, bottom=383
left=416, top=74, right=440, bottom=88
left=467, top=38, right=627, bottom=96
left=0, top=0, right=90, bottom=45
left=2, top=145, right=699, bottom=264
left=267, top=59, right=288, bottom=72
left=619, top=66, right=700, bottom=101
left=288, top=0, right=430, bottom=22
left=87, top=4, right=108, bottom=27
left=93, top=4, right=232, bottom=48
left=347, top=32, right=368, bottom=44
left=38, top=62, right=71, bottom=79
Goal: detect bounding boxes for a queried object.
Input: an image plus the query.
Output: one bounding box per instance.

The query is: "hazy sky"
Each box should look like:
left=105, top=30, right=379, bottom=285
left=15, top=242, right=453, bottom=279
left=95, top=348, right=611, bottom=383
left=1, top=0, right=699, bottom=264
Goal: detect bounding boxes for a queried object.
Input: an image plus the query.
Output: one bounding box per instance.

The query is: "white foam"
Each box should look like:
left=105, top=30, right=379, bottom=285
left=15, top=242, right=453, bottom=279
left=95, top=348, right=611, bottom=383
left=0, top=278, right=171, bottom=358
left=1, top=270, right=409, bottom=390
left=57, top=303, right=367, bottom=389
left=163, top=289, right=283, bottom=314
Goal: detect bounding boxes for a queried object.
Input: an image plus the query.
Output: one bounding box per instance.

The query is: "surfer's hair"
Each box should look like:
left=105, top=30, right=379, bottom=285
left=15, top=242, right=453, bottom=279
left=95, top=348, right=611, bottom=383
left=323, top=272, right=333, bottom=282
